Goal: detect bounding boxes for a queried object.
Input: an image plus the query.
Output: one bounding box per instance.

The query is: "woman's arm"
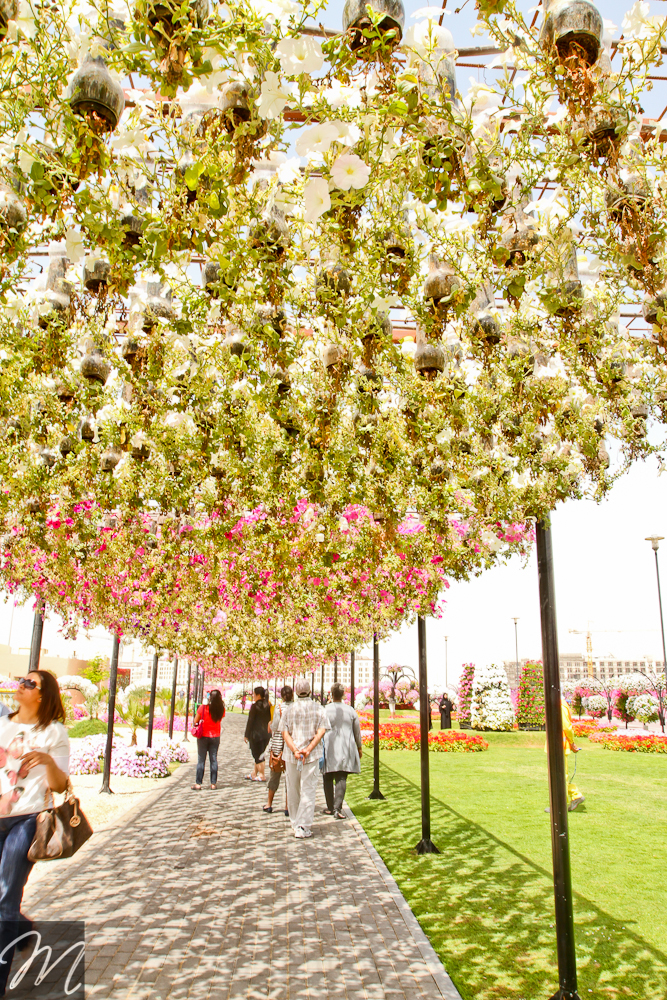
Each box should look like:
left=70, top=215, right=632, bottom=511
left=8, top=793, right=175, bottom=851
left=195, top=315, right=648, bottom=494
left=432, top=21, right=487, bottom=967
left=20, top=752, right=68, bottom=794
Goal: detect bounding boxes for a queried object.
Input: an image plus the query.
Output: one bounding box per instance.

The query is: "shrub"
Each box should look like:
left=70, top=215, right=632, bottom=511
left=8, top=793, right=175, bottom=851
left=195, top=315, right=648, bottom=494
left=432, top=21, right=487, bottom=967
left=471, top=663, right=514, bottom=731
left=69, top=735, right=187, bottom=776
left=517, top=661, right=545, bottom=727
left=68, top=718, right=108, bottom=738
left=458, top=663, right=475, bottom=726
left=593, top=732, right=667, bottom=753
left=613, top=690, right=635, bottom=727
left=627, top=694, right=660, bottom=724
left=584, top=694, right=608, bottom=719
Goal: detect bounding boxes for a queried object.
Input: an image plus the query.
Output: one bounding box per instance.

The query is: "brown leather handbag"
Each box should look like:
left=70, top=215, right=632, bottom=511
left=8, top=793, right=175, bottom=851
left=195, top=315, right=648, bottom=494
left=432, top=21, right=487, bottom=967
left=28, top=780, right=93, bottom=862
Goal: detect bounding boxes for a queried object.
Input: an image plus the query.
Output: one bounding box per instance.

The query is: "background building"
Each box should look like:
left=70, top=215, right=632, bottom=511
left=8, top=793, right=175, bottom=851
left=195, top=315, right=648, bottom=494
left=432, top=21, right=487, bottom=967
left=503, top=654, right=661, bottom=687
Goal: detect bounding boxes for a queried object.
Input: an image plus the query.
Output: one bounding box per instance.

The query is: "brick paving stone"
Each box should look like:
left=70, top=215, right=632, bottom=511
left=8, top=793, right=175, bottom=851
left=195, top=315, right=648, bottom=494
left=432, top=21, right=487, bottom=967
left=20, top=713, right=461, bottom=1000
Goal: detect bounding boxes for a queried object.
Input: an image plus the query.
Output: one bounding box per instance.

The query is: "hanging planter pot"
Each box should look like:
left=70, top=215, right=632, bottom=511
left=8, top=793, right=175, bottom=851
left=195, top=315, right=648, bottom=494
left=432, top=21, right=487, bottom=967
left=143, top=0, right=208, bottom=34
left=38, top=448, right=57, bottom=468
left=144, top=281, right=176, bottom=328
left=539, top=0, right=603, bottom=67
left=0, top=176, right=27, bottom=232
left=250, top=200, right=290, bottom=258
left=470, top=281, right=501, bottom=346
left=83, top=259, right=111, bottom=293
left=322, top=342, right=352, bottom=371
left=223, top=324, right=251, bottom=359
left=59, top=435, right=76, bottom=457
left=0, top=1, right=17, bottom=41
left=121, top=182, right=149, bottom=248
left=67, top=53, right=125, bottom=133
left=544, top=244, right=583, bottom=316
left=255, top=303, right=287, bottom=336
left=99, top=445, right=122, bottom=471
left=343, top=0, right=405, bottom=54
left=605, top=173, right=650, bottom=221
left=643, top=288, right=667, bottom=328
left=317, top=260, right=351, bottom=299
left=38, top=255, right=72, bottom=328
left=220, top=81, right=251, bottom=132
left=80, top=347, right=111, bottom=384
left=414, top=335, right=445, bottom=379
left=501, top=211, right=540, bottom=268
left=423, top=254, right=462, bottom=315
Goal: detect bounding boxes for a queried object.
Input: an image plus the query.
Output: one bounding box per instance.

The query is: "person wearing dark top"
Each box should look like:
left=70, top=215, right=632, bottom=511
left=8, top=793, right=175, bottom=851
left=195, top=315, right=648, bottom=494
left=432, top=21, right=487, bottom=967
left=191, top=689, right=225, bottom=790
left=439, top=694, right=453, bottom=730
left=244, top=687, right=272, bottom=782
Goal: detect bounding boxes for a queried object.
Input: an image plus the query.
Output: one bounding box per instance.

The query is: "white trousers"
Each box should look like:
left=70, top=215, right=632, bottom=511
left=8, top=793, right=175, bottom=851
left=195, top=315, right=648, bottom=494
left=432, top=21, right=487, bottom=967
left=285, top=759, right=319, bottom=833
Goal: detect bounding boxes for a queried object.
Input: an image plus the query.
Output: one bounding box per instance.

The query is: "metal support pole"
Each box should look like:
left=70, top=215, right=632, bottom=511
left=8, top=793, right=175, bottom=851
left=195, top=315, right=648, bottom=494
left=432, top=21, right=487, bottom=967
left=653, top=549, right=667, bottom=701
left=350, top=650, right=355, bottom=709
left=28, top=603, right=45, bottom=673
left=334, top=654, right=338, bottom=683
left=183, top=660, right=192, bottom=742
left=100, top=634, right=120, bottom=795
left=320, top=662, right=325, bottom=705
left=513, top=617, right=520, bottom=684
left=311, top=670, right=314, bottom=697
left=368, top=632, right=385, bottom=800
left=416, top=616, right=439, bottom=854
left=168, top=654, right=178, bottom=739
left=147, top=650, right=159, bottom=748
left=536, top=521, right=581, bottom=1000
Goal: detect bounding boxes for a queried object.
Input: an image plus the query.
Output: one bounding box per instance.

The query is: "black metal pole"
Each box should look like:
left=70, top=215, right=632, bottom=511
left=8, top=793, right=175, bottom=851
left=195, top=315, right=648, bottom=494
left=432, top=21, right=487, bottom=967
left=369, top=632, right=385, bottom=800
left=536, top=521, right=581, bottom=1000
left=28, top=603, right=45, bottom=673
left=183, top=660, right=192, bottom=742
left=200, top=670, right=205, bottom=704
left=168, top=654, right=178, bottom=739
left=350, top=650, right=355, bottom=709
left=320, top=662, right=325, bottom=705
left=100, top=634, right=120, bottom=794
left=147, top=650, right=159, bottom=748
left=310, top=670, right=314, bottom=696
left=416, top=616, right=439, bottom=854
left=334, top=654, right=338, bottom=683
left=653, top=549, right=667, bottom=699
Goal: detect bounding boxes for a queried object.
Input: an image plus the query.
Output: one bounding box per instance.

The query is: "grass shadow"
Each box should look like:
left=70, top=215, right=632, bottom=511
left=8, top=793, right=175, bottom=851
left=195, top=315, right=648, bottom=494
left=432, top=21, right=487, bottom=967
left=348, top=759, right=667, bottom=1000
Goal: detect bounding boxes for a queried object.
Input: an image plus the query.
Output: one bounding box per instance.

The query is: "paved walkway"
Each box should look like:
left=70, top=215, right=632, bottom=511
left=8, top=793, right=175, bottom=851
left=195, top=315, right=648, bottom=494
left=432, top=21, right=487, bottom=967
left=23, top=713, right=461, bottom=1000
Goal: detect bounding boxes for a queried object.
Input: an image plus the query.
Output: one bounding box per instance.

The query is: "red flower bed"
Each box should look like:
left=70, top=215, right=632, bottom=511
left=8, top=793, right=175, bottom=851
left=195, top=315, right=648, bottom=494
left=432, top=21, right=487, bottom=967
left=592, top=732, right=667, bottom=753
left=361, top=723, right=488, bottom=753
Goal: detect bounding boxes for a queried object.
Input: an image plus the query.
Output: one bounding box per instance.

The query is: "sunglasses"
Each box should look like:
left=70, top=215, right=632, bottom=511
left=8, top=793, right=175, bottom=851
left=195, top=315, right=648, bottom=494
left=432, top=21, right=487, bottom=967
left=18, top=677, right=40, bottom=690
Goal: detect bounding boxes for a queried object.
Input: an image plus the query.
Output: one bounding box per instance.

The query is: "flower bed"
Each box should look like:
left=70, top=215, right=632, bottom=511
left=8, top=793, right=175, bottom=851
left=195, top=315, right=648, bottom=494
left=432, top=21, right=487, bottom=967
left=591, top=732, right=667, bottom=753
left=70, top=736, right=188, bottom=777
left=361, top=723, right=488, bottom=753
left=573, top=722, right=615, bottom=738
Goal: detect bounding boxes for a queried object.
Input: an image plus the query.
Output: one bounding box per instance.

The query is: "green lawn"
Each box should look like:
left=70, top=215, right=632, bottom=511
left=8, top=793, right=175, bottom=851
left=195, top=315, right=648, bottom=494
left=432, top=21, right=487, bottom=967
left=347, top=732, right=667, bottom=1000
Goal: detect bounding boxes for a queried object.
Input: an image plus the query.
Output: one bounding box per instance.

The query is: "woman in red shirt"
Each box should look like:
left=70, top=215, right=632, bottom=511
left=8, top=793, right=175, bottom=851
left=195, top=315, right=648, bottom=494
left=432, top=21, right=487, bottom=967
left=191, top=690, right=225, bottom=790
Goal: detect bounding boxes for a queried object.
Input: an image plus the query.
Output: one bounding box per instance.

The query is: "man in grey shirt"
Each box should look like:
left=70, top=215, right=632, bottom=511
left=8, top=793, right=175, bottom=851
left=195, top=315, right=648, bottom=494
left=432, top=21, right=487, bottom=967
left=322, top=682, right=362, bottom=819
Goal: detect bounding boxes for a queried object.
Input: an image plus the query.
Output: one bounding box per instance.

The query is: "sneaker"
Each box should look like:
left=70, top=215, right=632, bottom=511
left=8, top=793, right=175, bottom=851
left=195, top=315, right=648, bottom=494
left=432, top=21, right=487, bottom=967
left=294, top=826, right=312, bottom=839
left=568, top=795, right=585, bottom=811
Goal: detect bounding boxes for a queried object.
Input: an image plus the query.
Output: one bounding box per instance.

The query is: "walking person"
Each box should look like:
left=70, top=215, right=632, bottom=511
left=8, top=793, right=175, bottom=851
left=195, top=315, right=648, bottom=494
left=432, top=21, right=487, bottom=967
left=244, top=686, right=272, bottom=782
left=264, top=685, right=293, bottom=815
left=439, top=692, right=453, bottom=730
left=387, top=690, right=396, bottom=718
left=191, top=689, right=225, bottom=790
left=0, top=671, right=70, bottom=997
left=322, top=682, right=362, bottom=819
left=280, top=678, right=329, bottom=839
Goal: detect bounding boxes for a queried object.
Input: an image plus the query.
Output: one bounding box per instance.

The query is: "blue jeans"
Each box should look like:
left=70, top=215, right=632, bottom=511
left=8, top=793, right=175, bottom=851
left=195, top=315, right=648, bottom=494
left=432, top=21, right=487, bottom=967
left=0, top=813, right=37, bottom=993
left=196, top=737, right=220, bottom=785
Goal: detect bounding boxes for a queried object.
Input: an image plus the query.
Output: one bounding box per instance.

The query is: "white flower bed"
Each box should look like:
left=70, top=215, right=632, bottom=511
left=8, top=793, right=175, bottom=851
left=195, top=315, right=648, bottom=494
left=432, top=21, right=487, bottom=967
left=471, top=663, right=514, bottom=731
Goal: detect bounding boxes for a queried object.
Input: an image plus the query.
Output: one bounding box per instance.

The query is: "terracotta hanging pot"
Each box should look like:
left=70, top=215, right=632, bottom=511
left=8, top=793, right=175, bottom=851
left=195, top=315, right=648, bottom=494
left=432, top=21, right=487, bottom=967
left=414, top=338, right=445, bottom=378
left=67, top=53, right=125, bottom=132
left=59, top=435, right=76, bottom=456
left=122, top=183, right=149, bottom=248
left=145, top=0, right=208, bottom=33
left=501, top=203, right=540, bottom=268
left=343, top=0, right=404, bottom=53
left=79, top=415, right=96, bottom=441
left=540, top=0, right=603, bottom=67
left=80, top=347, right=111, bottom=384
left=83, top=259, right=111, bottom=293
left=144, top=281, right=175, bottom=327
left=322, top=342, right=352, bottom=370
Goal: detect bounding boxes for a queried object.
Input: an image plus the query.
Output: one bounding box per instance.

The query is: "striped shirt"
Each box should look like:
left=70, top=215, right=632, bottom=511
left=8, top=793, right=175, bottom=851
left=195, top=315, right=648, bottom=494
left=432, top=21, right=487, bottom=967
left=278, top=696, right=330, bottom=764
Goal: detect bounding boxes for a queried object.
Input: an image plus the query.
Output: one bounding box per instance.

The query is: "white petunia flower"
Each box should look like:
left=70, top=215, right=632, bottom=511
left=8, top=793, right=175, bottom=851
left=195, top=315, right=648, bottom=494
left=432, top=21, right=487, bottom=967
left=303, top=177, right=330, bottom=222
left=331, top=153, right=370, bottom=191
left=321, top=78, right=363, bottom=110
left=296, top=122, right=340, bottom=156
left=257, top=72, right=291, bottom=119
left=276, top=35, right=324, bottom=76
left=7, top=0, right=38, bottom=41
left=65, top=229, right=86, bottom=263
left=250, top=0, right=299, bottom=27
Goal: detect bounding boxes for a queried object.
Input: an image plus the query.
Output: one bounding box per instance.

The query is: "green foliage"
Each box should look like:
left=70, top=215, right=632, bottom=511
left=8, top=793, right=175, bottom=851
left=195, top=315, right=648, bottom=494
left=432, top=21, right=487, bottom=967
left=117, top=695, right=150, bottom=745
left=68, top=718, right=108, bottom=737
left=81, top=654, right=109, bottom=686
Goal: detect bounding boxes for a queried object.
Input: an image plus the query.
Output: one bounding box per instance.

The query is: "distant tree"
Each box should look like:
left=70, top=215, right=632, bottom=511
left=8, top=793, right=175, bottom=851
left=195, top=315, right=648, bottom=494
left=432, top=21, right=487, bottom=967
left=81, top=654, right=110, bottom=686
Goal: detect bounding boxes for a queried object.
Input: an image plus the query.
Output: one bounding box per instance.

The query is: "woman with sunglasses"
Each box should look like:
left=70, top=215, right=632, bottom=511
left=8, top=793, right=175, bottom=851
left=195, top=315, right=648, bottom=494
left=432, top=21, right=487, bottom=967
left=0, top=670, right=70, bottom=996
